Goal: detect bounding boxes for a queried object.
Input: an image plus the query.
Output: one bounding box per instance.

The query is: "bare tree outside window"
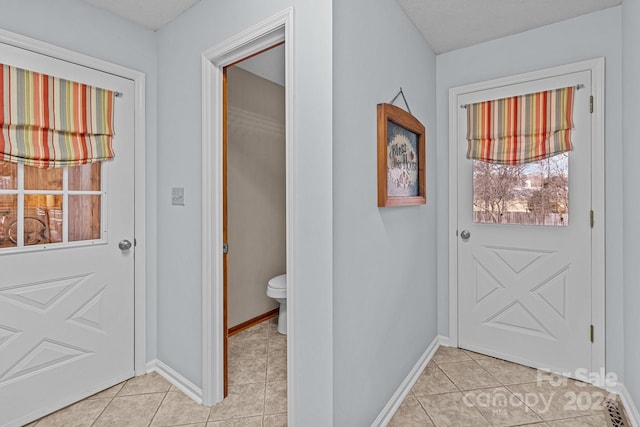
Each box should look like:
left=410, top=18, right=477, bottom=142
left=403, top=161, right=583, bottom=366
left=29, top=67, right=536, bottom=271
left=473, top=153, right=569, bottom=226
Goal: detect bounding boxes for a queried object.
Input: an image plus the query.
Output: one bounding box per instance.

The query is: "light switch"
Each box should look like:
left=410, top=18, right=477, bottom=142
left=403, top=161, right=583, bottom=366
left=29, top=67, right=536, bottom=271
left=172, top=187, right=185, bottom=206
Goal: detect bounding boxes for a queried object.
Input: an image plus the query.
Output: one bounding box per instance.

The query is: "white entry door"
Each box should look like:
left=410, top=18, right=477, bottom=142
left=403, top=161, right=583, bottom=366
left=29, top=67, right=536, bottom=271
left=0, top=43, right=135, bottom=426
left=456, top=68, right=601, bottom=376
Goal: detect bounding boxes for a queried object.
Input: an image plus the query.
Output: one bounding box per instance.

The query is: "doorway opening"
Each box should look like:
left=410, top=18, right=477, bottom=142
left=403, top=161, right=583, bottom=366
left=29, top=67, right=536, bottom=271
left=222, top=43, right=287, bottom=412
left=200, top=9, right=293, bottom=420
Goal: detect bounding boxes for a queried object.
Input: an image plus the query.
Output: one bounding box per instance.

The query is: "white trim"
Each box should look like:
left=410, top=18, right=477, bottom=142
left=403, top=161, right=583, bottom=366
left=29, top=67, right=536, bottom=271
left=372, top=336, right=443, bottom=426
left=0, top=29, right=147, bottom=374
left=615, top=383, right=640, bottom=427
left=448, top=59, right=606, bottom=374
left=448, top=84, right=460, bottom=346
left=437, top=335, right=451, bottom=347
left=590, top=59, right=606, bottom=372
left=146, top=359, right=203, bottom=405
left=200, top=8, right=294, bottom=419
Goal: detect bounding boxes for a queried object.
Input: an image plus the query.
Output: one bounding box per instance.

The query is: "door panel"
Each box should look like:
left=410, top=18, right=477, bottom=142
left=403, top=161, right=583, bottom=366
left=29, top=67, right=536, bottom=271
left=457, top=71, right=592, bottom=375
left=0, top=42, right=135, bottom=426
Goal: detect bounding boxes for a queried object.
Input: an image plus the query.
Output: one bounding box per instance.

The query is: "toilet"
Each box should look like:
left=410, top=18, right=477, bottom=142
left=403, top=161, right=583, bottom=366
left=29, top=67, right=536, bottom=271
left=267, top=274, right=287, bottom=335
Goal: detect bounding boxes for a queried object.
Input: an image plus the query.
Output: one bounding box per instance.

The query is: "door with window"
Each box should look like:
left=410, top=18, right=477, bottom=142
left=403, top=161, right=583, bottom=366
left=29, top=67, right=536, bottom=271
left=456, top=69, right=598, bottom=376
left=0, top=42, right=135, bottom=427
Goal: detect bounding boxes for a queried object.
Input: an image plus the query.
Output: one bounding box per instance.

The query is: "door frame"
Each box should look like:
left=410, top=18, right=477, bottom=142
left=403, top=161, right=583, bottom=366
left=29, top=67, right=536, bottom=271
left=200, top=7, right=294, bottom=414
left=448, top=58, right=605, bottom=376
left=0, top=29, right=147, bottom=374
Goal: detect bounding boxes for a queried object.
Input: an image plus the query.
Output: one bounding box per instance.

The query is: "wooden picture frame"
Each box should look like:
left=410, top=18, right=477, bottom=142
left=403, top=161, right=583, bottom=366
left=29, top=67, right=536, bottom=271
left=377, top=103, right=426, bottom=207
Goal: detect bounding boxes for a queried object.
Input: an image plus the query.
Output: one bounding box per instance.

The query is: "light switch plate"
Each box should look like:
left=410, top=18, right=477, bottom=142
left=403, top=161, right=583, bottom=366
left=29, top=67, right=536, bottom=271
left=172, top=187, right=185, bottom=206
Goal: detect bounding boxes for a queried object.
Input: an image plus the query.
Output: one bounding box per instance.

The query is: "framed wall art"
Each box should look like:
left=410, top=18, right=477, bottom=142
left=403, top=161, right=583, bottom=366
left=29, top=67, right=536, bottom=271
left=377, top=102, right=426, bottom=207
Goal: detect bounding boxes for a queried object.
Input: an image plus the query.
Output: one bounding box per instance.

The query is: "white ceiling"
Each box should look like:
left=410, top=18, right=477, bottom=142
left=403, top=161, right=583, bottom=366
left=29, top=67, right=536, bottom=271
left=397, top=0, right=622, bottom=53
left=80, top=0, right=202, bottom=30
left=80, top=0, right=622, bottom=53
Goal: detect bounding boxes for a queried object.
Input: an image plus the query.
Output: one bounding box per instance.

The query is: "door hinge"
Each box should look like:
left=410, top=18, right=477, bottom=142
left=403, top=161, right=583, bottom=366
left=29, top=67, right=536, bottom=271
left=223, top=242, right=229, bottom=254
left=134, top=238, right=137, bottom=247
left=590, top=324, right=594, bottom=343
left=590, top=210, right=594, bottom=228
left=590, top=96, right=594, bottom=113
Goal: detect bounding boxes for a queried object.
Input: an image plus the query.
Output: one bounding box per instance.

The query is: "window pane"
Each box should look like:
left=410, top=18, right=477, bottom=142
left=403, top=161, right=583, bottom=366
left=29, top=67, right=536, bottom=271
left=473, top=153, right=569, bottom=226
left=24, top=195, right=59, bottom=246
left=0, top=195, right=17, bottom=248
left=25, top=165, right=62, bottom=191
left=69, top=163, right=101, bottom=191
left=0, top=161, right=17, bottom=190
left=24, top=195, right=63, bottom=244
left=69, top=195, right=101, bottom=241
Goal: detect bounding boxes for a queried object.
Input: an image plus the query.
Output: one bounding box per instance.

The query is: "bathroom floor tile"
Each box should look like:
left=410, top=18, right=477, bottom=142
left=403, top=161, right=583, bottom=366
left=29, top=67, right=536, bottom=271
left=263, top=413, right=288, bottom=427
left=267, top=355, right=287, bottom=382
left=207, top=417, right=263, bottom=427
left=265, top=380, right=287, bottom=415
left=231, top=322, right=269, bottom=342
left=267, top=333, right=287, bottom=357
left=228, top=357, right=267, bottom=385
left=228, top=338, right=268, bottom=360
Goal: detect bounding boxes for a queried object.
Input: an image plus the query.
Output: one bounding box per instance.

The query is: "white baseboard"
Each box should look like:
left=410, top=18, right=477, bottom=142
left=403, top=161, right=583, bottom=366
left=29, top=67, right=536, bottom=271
left=146, top=359, right=203, bottom=405
left=438, top=335, right=451, bottom=347
left=371, top=335, right=444, bottom=426
left=609, top=382, right=640, bottom=427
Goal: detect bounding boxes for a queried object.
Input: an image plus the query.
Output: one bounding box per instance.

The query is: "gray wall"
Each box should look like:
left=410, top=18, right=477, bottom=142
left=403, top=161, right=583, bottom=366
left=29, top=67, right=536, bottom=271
left=227, top=66, right=283, bottom=328
left=0, top=0, right=159, bottom=361
left=623, top=0, right=640, bottom=409
left=155, top=1, right=333, bottom=424
left=332, top=0, right=438, bottom=424
left=436, top=6, right=625, bottom=381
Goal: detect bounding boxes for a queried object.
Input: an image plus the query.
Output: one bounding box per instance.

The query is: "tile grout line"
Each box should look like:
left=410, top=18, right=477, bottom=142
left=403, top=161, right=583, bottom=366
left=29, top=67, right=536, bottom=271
left=146, top=389, right=170, bottom=427
left=412, top=390, right=438, bottom=427
left=89, top=390, right=120, bottom=427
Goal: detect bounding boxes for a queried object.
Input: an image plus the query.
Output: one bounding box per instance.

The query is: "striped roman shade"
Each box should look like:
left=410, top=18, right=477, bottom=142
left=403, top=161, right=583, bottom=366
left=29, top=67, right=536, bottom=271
left=0, top=63, right=115, bottom=168
left=466, top=87, right=574, bottom=165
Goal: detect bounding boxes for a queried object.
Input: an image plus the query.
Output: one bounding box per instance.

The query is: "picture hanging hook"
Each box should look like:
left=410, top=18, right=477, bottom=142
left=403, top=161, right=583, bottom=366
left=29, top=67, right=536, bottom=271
left=389, top=87, right=412, bottom=115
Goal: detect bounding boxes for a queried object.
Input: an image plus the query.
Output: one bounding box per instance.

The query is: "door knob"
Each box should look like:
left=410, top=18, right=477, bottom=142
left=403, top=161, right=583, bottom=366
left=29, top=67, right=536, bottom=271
left=460, top=230, right=471, bottom=240
left=119, top=239, right=132, bottom=250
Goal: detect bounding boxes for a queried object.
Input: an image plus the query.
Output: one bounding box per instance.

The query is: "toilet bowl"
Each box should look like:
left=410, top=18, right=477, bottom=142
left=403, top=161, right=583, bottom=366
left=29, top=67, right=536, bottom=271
left=267, top=274, right=287, bottom=335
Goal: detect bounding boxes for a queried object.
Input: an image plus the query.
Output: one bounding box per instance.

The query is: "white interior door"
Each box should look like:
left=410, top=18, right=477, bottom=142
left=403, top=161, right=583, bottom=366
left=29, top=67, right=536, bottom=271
left=456, top=70, right=595, bottom=376
left=0, top=43, right=135, bottom=427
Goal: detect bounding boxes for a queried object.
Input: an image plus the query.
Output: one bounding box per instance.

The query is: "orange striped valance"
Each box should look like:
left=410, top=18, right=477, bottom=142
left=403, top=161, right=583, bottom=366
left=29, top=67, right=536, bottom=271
left=0, top=63, right=115, bottom=168
left=466, top=87, right=574, bottom=165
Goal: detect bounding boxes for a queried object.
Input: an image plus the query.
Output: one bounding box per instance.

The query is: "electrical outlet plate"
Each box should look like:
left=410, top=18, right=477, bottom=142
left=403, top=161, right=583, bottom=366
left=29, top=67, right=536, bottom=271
left=172, top=187, right=184, bottom=206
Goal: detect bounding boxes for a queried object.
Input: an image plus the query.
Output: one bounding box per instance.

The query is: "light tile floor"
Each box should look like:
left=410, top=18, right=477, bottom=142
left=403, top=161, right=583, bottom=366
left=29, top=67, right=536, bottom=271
left=25, top=332, right=628, bottom=427
left=27, top=317, right=286, bottom=427
left=389, top=347, right=624, bottom=427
